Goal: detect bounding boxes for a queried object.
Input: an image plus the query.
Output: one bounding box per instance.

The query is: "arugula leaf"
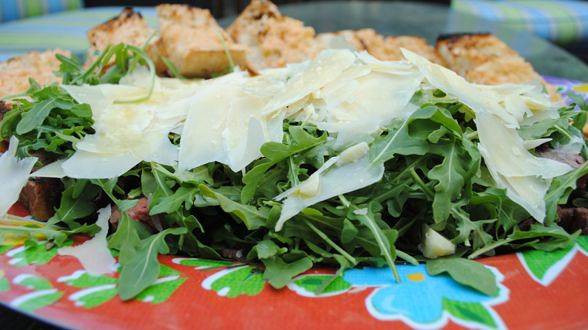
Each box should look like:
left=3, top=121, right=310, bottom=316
left=118, top=227, right=187, bottom=300
left=200, top=184, right=267, bottom=230
left=16, top=98, right=57, bottom=134
left=247, top=240, right=285, bottom=259
left=345, top=199, right=400, bottom=281
left=262, top=256, right=313, bottom=288
left=49, top=180, right=99, bottom=228
left=428, top=141, right=466, bottom=222
left=241, top=126, right=326, bottom=203
left=426, top=257, right=499, bottom=296
left=545, top=161, right=588, bottom=225
left=341, top=219, right=358, bottom=244
left=149, top=186, right=196, bottom=215
left=108, top=212, right=150, bottom=261
left=369, top=118, right=429, bottom=164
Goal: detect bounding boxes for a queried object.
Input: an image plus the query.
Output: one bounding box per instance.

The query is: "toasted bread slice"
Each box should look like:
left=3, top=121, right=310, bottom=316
left=153, top=4, right=247, bottom=77
left=0, top=49, right=70, bottom=98
left=436, top=33, right=559, bottom=100
left=384, top=36, right=443, bottom=64
left=436, top=33, right=544, bottom=84
left=86, top=8, right=154, bottom=64
left=315, top=29, right=443, bottom=64
left=227, top=0, right=317, bottom=70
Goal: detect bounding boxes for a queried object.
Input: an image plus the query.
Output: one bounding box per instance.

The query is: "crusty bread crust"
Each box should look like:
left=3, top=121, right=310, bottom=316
left=0, top=49, right=70, bottom=98
left=227, top=0, right=317, bottom=70
left=86, top=8, right=154, bottom=63
left=315, top=29, right=443, bottom=64
left=436, top=33, right=560, bottom=100
left=436, top=33, right=541, bottom=85
left=153, top=4, right=247, bottom=77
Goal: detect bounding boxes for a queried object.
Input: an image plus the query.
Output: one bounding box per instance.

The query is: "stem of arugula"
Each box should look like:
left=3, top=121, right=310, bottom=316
left=304, top=219, right=357, bottom=265
left=338, top=195, right=401, bottom=282
left=409, top=168, right=434, bottom=198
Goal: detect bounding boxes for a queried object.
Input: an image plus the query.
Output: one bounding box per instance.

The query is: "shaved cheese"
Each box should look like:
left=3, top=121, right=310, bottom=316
left=476, top=110, right=571, bottom=222
left=523, top=138, right=552, bottom=150
left=263, top=50, right=356, bottom=115
left=402, top=48, right=521, bottom=127
left=62, top=151, right=141, bottom=179
left=179, top=72, right=284, bottom=172
left=318, top=69, right=422, bottom=146
left=421, top=227, right=456, bottom=259
left=275, top=156, right=384, bottom=231
left=480, top=143, right=550, bottom=221
left=58, top=206, right=116, bottom=275
left=402, top=49, right=572, bottom=223
left=61, top=70, right=201, bottom=178
left=0, top=137, right=37, bottom=217
left=31, top=160, right=66, bottom=178
left=357, top=51, right=416, bottom=74
left=476, top=112, right=572, bottom=179
left=337, top=142, right=369, bottom=165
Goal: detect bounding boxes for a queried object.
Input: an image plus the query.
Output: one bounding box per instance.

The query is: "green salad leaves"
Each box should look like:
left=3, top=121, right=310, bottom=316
left=0, top=44, right=586, bottom=300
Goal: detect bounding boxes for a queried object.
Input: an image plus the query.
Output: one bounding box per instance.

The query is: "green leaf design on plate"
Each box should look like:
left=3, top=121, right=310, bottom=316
left=443, top=299, right=498, bottom=329
left=58, top=270, right=118, bottom=309
left=0, top=245, right=13, bottom=254
left=290, top=274, right=351, bottom=297
left=202, top=266, right=264, bottom=298
left=7, top=240, right=60, bottom=267
left=11, top=289, right=63, bottom=313
left=13, top=274, right=53, bottom=290
left=576, top=235, right=588, bottom=254
left=173, top=257, right=233, bottom=269
left=520, top=245, right=575, bottom=285
left=58, top=270, right=117, bottom=288
left=0, top=271, right=9, bottom=292
left=135, top=265, right=186, bottom=304
left=69, top=284, right=117, bottom=308
left=11, top=274, right=63, bottom=312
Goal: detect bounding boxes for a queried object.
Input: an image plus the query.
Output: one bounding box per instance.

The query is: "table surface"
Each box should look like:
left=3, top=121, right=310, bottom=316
left=0, top=1, right=586, bottom=329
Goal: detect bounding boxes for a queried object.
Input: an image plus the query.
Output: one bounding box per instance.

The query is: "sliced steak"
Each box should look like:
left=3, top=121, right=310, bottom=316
left=18, top=178, right=63, bottom=221
left=0, top=100, right=10, bottom=122
left=110, top=197, right=151, bottom=224
left=557, top=207, right=588, bottom=235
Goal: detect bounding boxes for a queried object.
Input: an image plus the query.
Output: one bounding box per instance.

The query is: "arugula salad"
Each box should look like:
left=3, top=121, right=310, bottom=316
left=0, top=43, right=586, bottom=300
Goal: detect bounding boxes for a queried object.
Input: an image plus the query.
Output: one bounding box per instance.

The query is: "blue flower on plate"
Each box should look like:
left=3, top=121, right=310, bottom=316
left=343, top=264, right=508, bottom=329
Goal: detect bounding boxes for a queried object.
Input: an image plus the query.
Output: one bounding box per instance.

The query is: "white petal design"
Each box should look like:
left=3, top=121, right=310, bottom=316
left=58, top=206, right=116, bottom=275
left=0, top=137, right=37, bottom=217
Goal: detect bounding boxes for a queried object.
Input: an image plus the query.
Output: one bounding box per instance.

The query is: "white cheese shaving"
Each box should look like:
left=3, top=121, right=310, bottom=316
left=263, top=49, right=356, bottom=116
left=318, top=68, right=422, bottom=147
left=179, top=72, right=284, bottom=172
left=275, top=156, right=384, bottom=231
left=476, top=112, right=572, bottom=179
left=421, top=227, right=456, bottom=259
left=401, top=48, right=573, bottom=223
left=61, top=70, right=201, bottom=178
left=31, top=160, right=66, bottom=178
left=0, top=137, right=37, bottom=217
left=336, top=142, right=369, bottom=166
left=58, top=206, right=116, bottom=275
left=402, top=48, right=521, bottom=128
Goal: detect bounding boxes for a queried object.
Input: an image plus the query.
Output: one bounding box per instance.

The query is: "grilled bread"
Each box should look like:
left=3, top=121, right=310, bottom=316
left=0, top=49, right=70, bottom=98
left=436, top=33, right=549, bottom=85
left=227, top=0, right=317, bottom=70
left=315, top=29, right=443, bottom=64
left=86, top=8, right=154, bottom=64
left=152, top=4, right=247, bottom=77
